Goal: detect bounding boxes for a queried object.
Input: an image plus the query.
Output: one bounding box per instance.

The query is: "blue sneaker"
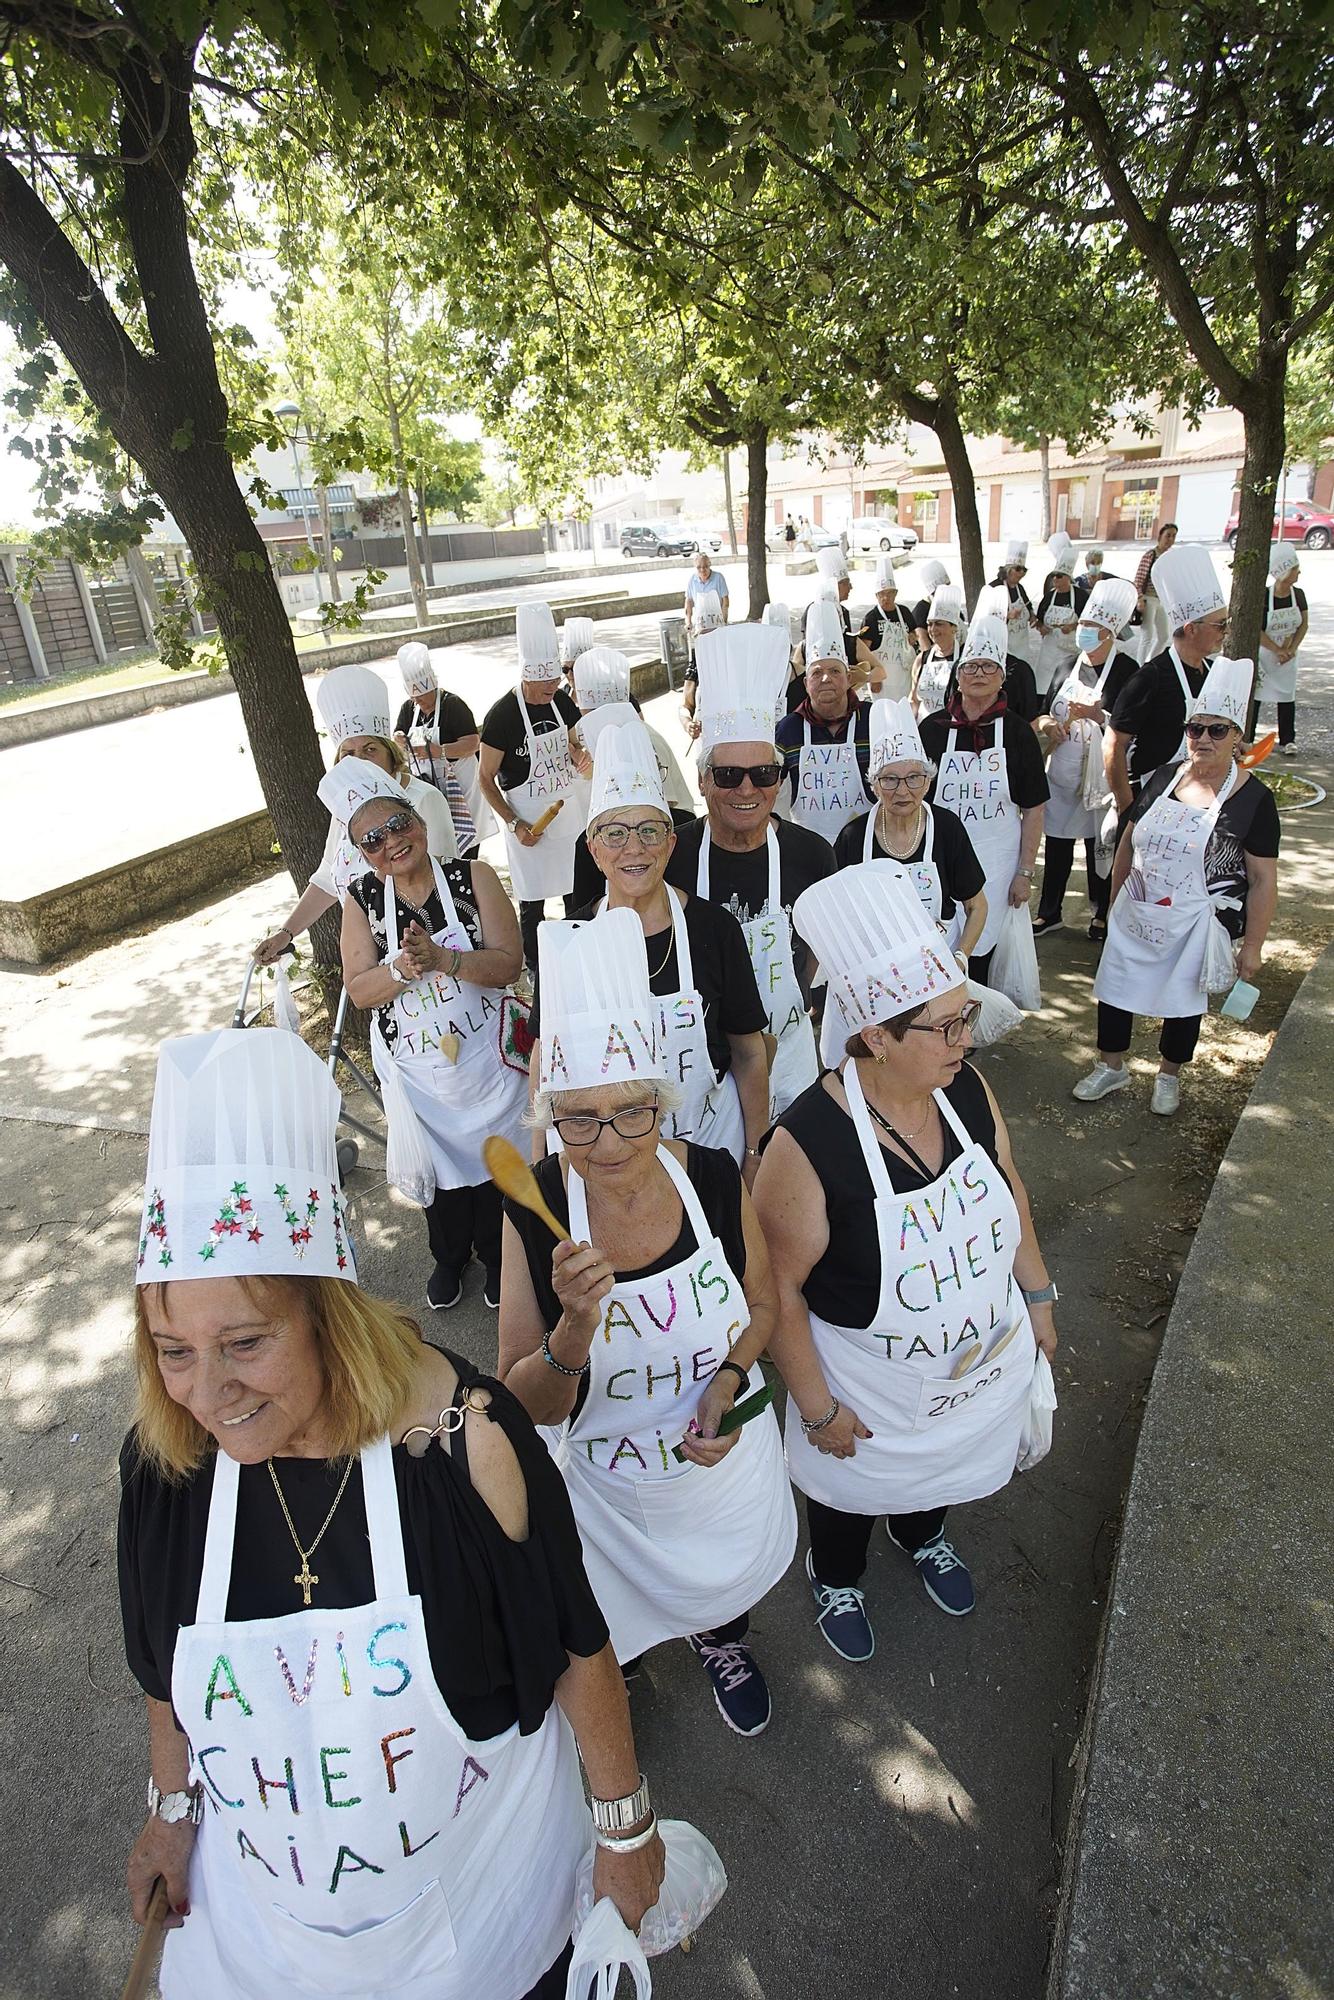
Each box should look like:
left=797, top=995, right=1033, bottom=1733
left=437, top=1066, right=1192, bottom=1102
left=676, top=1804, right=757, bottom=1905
left=686, top=1632, right=772, bottom=1736
left=889, top=1530, right=975, bottom=1616
left=806, top=1550, right=875, bottom=1661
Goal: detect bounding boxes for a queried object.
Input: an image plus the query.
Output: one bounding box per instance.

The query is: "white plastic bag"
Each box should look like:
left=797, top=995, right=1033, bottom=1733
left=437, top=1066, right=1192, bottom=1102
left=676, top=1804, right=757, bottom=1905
left=1204, top=914, right=1237, bottom=994
left=964, top=976, right=1023, bottom=1049
left=1017, top=1350, right=1057, bottom=1472
left=565, top=1897, right=651, bottom=1999
left=269, top=959, right=302, bottom=1035
left=575, top=1821, right=726, bottom=1959
left=370, top=1016, right=437, bottom=1208
left=989, top=904, right=1042, bottom=1012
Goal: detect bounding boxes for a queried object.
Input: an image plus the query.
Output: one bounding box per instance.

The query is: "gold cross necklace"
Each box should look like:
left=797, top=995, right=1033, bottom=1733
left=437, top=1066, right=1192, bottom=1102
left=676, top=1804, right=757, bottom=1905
left=266, top=1456, right=356, bottom=1607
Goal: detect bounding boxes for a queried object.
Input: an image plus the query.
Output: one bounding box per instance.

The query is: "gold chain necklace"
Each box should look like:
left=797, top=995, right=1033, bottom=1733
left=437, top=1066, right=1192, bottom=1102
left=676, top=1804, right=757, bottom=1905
left=267, top=1456, right=356, bottom=1607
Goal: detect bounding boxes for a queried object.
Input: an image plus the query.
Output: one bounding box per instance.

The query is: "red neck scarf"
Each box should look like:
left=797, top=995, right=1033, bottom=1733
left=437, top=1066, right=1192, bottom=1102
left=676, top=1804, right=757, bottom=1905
left=945, top=689, right=1007, bottom=753
left=797, top=692, right=859, bottom=737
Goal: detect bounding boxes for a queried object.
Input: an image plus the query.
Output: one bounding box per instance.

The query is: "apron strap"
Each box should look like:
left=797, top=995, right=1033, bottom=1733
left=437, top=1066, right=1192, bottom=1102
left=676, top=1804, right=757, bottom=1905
left=384, top=856, right=460, bottom=961
left=667, top=885, right=694, bottom=990
left=921, top=803, right=936, bottom=865
left=360, top=1434, right=410, bottom=1600
left=842, top=1060, right=896, bottom=1203
left=765, top=823, right=780, bottom=911
left=696, top=826, right=711, bottom=898
left=196, top=1448, right=241, bottom=1623
left=862, top=808, right=876, bottom=861
left=566, top=1143, right=711, bottom=1259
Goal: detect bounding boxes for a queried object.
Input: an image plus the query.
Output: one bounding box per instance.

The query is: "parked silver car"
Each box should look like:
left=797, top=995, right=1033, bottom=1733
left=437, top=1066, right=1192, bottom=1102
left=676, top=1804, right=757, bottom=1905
left=850, top=516, right=918, bottom=554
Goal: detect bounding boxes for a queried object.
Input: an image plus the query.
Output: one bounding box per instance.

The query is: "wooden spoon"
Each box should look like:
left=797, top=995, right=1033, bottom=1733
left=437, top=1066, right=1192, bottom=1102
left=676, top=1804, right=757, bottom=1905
left=122, top=1878, right=169, bottom=2000
left=484, top=1135, right=567, bottom=1242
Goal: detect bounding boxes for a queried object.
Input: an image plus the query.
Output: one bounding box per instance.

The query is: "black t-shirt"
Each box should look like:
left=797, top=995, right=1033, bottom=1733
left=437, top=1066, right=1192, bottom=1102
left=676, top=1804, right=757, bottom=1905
left=117, top=1354, right=609, bottom=1739
left=1108, top=651, right=1210, bottom=785
left=1036, top=583, right=1079, bottom=623
left=775, top=701, right=875, bottom=808
left=665, top=816, right=836, bottom=995
left=506, top=1143, right=747, bottom=1334
left=480, top=687, right=581, bottom=792
left=1043, top=648, right=1139, bottom=716
left=784, top=670, right=807, bottom=715
left=1128, top=765, right=1280, bottom=938
left=833, top=803, right=986, bottom=922
left=918, top=709, right=1051, bottom=809
left=908, top=596, right=934, bottom=635
left=1004, top=656, right=1041, bottom=723
left=531, top=892, right=767, bottom=1078
left=767, top=1064, right=1004, bottom=1327
left=860, top=604, right=914, bottom=654
left=1264, top=584, right=1308, bottom=633
left=347, top=860, right=481, bottom=1053
left=394, top=691, right=477, bottom=744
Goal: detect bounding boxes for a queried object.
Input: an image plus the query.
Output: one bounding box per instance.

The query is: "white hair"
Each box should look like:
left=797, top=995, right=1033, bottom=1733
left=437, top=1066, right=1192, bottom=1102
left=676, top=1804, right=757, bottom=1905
left=526, top=1076, right=683, bottom=1130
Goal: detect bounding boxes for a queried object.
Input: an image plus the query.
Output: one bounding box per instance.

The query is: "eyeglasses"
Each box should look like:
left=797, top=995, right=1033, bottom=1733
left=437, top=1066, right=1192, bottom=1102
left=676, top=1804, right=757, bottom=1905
left=356, top=811, right=416, bottom=853
left=553, top=1102, right=660, bottom=1146
left=709, top=763, right=783, bottom=790
left=592, top=819, right=671, bottom=851
left=959, top=662, right=1001, bottom=678
left=876, top=771, right=928, bottom=791
left=1185, top=721, right=1234, bottom=741
left=902, top=1000, right=982, bottom=1047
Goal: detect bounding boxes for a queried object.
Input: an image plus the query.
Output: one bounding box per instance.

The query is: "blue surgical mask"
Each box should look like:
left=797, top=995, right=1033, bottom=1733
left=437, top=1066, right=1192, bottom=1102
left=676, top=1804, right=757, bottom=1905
left=1076, top=624, right=1104, bottom=653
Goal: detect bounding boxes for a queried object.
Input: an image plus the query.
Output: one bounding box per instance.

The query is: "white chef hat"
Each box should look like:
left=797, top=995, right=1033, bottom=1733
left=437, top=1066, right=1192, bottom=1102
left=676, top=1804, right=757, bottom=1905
left=794, top=862, right=965, bottom=1068
left=537, top=910, right=666, bottom=1093
left=587, top=711, right=669, bottom=827
left=918, top=559, right=949, bottom=593
left=1047, top=531, right=1073, bottom=564
left=960, top=610, right=1009, bottom=668
left=574, top=645, right=631, bottom=710
left=517, top=601, right=561, bottom=675
left=869, top=698, right=928, bottom=774
left=693, top=587, right=725, bottom=635
left=805, top=597, right=848, bottom=666
left=816, top=544, right=850, bottom=584
left=1082, top=577, right=1139, bottom=636
left=317, top=755, right=412, bottom=828
left=137, top=1028, right=354, bottom=1285
left=1270, top=544, right=1301, bottom=582
left=1153, top=545, right=1226, bottom=632
left=316, top=665, right=392, bottom=745
left=1189, top=656, right=1253, bottom=729
left=559, top=615, right=596, bottom=666
left=1048, top=544, right=1076, bottom=577
left=762, top=600, right=792, bottom=632
left=396, top=642, right=437, bottom=699
left=695, top=623, right=790, bottom=751
left=874, top=556, right=898, bottom=589
left=927, top=583, right=966, bottom=627
left=1004, top=538, right=1029, bottom=565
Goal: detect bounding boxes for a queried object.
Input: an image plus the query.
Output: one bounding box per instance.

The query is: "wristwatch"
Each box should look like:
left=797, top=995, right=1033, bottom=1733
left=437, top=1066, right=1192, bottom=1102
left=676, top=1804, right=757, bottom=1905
left=147, top=1778, right=204, bottom=1825
left=1022, top=1281, right=1059, bottom=1306
left=590, top=1774, right=651, bottom=1837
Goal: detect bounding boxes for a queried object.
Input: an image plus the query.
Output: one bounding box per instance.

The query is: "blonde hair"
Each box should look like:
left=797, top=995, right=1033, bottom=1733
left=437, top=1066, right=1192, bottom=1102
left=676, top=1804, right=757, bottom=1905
left=131, top=1275, right=423, bottom=1480
left=335, top=735, right=409, bottom=782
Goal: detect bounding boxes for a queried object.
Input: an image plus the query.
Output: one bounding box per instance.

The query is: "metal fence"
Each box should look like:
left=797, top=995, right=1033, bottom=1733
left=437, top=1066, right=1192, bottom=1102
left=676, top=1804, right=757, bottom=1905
left=0, top=546, right=215, bottom=686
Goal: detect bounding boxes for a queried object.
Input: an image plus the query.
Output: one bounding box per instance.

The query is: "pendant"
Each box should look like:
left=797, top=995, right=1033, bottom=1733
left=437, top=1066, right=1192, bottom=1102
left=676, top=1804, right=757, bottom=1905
left=294, top=1558, right=318, bottom=1607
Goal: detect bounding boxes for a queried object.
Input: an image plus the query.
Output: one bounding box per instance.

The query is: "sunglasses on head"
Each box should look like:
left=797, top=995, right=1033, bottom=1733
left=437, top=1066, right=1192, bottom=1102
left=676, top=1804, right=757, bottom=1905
left=1185, top=721, right=1233, bottom=741
left=356, top=810, right=416, bottom=853
left=709, top=762, right=783, bottom=790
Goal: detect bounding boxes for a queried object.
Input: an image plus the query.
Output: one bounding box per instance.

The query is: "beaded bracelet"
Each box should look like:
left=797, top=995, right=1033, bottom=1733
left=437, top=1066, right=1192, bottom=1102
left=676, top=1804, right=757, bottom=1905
left=801, top=1398, right=840, bottom=1436
left=541, top=1329, right=590, bottom=1378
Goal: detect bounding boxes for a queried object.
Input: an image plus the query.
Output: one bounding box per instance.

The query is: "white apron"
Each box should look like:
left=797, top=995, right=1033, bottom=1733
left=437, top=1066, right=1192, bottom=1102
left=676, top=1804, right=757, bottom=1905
left=165, top=1437, right=589, bottom=2000
left=934, top=725, right=1021, bottom=958
left=1045, top=659, right=1110, bottom=841
left=914, top=647, right=955, bottom=720
left=500, top=695, right=588, bottom=901
left=1257, top=589, right=1302, bottom=704
left=1006, top=590, right=1039, bottom=669
left=696, top=826, right=816, bottom=1121
left=378, top=860, right=527, bottom=1191
left=1094, top=761, right=1238, bottom=1019
left=555, top=1147, right=796, bottom=1660
left=784, top=1063, right=1037, bottom=1515
left=860, top=804, right=945, bottom=925
left=1034, top=594, right=1079, bottom=700
left=789, top=717, right=868, bottom=845
left=406, top=692, right=495, bottom=846
left=872, top=610, right=915, bottom=701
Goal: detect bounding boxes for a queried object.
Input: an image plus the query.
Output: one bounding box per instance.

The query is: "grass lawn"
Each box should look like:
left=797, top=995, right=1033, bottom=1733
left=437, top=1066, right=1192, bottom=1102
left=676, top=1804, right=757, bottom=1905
left=0, top=650, right=191, bottom=711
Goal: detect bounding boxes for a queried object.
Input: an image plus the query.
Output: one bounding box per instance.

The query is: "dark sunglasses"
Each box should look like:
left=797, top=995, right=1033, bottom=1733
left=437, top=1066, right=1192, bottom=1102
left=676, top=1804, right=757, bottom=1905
left=356, top=810, right=417, bottom=853
left=1185, top=721, right=1234, bottom=741
left=709, top=762, right=783, bottom=790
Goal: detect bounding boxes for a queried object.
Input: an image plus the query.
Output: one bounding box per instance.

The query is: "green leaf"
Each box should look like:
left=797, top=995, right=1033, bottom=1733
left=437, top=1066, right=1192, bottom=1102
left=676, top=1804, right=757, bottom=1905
left=170, top=419, right=195, bottom=452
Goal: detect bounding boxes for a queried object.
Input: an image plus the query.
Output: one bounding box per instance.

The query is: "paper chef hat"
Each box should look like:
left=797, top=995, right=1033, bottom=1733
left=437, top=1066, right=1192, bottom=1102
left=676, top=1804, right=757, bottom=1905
left=874, top=556, right=898, bottom=589
left=960, top=610, right=1009, bottom=669
left=317, top=755, right=411, bottom=828
left=918, top=560, right=949, bottom=593
left=575, top=645, right=631, bottom=710
left=762, top=600, right=793, bottom=635
left=1082, top=577, right=1139, bottom=637
left=137, top=1029, right=354, bottom=1285
left=794, top=862, right=965, bottom=1068
left=1270, top=544, right=1301, bottom=582
left=537, top=910, right=667, bottom=1093
left=927, top=583, right=965, bottom=626
left=517, top=601, right=562, bottom=675
left=695, top=624, right=790, bottom=751
left=1153, top=545, right=1226, bottom=632
left=693, top=588, right=725, bottom=635
left=1004, top=538, right=1029, bottom=566
left=560, top=616, right=596, bottom=666
left=1189, top=656, right=1253, bottom=728
left=1047, top=531, right=1073, bottom=564
left=587, top=711, right=669, bottom=825
left=1048, top=543, right=1076, bottom=577
left=816, top=544, right=850, bottom=585
left=869, top=698, right=929, bottom=774
left=805, top=597, right=847, bottom=665
left=397, top=642, right=437, bottom=699
left=316, top=665, right=392, bottom=745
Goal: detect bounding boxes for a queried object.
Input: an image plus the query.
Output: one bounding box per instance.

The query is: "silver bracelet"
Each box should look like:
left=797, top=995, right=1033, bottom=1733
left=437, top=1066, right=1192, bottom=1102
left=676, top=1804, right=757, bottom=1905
left=801, top=1398, right=840, bottom=1436
left=540, top=1328, right=589, bottom=1378
left=594, top=1812, right=659, bottom=1854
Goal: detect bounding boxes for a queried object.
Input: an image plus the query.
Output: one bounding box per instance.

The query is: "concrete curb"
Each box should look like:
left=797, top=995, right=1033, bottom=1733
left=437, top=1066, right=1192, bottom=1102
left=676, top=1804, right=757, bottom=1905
left=318, top=552, right=701, bottom=618
left=1048, top=940, right=1334, bottom=2000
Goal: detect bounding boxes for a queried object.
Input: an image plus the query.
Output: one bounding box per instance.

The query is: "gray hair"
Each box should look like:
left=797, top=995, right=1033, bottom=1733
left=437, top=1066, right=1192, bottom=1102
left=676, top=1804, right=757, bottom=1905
left=699, top=743, right=780, bottom=775
left=526, top=1075, right=683, bottom=1130
left=872, top=756, right=938, bottom=783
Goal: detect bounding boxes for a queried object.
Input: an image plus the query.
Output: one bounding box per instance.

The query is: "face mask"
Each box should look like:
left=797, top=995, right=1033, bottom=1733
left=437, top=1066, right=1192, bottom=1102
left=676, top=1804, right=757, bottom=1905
left=1076, top=625, right=1104, bottom=653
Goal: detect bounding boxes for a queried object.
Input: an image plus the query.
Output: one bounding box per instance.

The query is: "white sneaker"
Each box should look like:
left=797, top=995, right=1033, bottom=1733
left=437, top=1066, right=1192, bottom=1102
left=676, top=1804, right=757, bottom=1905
left=1280, top=742, right=1296, bottom=759
left=1072, top=1063, right=1130, bottom=1102
left=1150, top=1074, right=1181, bottom=1116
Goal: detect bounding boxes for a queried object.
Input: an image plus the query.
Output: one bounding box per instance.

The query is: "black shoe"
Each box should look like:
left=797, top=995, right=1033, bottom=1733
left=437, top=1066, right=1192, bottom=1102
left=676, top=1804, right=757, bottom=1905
left=427, top=1265, right=463, bottom=1311
left=1088, top=917, right=1108, bottom=943
left=483, top=1270, right=501, bottom=1309
left=1032, top=914, right=1063, bottom=937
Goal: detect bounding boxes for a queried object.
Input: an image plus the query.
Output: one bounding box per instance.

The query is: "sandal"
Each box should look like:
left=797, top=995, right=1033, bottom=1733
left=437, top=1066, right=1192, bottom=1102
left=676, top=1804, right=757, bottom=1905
left=1088, top=919, right=1108, bottom=943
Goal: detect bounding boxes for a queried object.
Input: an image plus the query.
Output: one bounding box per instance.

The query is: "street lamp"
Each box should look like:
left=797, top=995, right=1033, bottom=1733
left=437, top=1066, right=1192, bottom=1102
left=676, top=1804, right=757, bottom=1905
left=274, top=400, right=317, bottom=558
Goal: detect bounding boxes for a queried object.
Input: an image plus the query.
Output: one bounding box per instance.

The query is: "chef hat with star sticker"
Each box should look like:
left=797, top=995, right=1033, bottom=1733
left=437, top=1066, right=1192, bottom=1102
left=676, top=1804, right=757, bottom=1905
left=137, top=1029, right=354, bottom=1286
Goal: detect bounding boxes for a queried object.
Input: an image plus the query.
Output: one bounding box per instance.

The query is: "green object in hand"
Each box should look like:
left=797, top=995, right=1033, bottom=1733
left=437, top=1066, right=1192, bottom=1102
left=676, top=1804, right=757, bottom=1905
left=672, top=1381, right=776, bottom=1462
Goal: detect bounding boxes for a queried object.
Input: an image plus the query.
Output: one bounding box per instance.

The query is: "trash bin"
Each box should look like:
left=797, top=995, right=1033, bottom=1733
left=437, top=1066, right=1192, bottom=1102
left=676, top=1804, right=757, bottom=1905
left=659, top=613, right=690, bottom=689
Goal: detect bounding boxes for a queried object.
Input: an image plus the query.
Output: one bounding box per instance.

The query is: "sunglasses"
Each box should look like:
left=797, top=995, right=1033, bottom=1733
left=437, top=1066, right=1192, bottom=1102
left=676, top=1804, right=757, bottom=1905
left=1185, top=721, right=1234, bottom=741
left=554, top=1102, right=660, bottom=1147
left=902, top=1000, right=982, bottom=1047
left=592, top=820, right=671, bottom=851
left=356, top=811, right=416, bottom=853
left=709, top=762, right=783, bottom=790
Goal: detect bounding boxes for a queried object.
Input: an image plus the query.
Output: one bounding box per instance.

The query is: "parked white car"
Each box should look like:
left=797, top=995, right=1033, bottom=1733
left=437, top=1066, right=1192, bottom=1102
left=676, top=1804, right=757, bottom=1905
left=850, top=516, right=918, bottom=554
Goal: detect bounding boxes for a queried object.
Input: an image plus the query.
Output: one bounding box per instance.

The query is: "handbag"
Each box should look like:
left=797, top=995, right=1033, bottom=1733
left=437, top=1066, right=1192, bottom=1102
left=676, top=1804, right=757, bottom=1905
left=565, top=1898, right=651, bottom=1999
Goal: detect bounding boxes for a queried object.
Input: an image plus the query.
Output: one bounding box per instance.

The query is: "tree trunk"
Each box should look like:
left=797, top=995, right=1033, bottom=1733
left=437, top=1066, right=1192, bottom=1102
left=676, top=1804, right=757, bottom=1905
left=722, top=450, right=739, bottom=555
left=745, top=425, right=770, bottom=617
left=316, top=482, right=341, bottom=602
left=415, top=475, right=436, bottom=586
left=1229, top=358, right=1287, bottom=667
left=387, top=404, right=430, bottom=625
left=934, top=400, right=985, bottom=606
left=1038, top=436, right=1052, bottom=539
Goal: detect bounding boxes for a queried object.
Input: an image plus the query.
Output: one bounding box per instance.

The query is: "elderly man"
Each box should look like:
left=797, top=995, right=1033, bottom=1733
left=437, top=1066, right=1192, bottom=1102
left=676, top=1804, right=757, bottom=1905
left=775, top=599, right=875, bottom=845
left=1132, top=521, right=1179, bottom=663
left=1104, top=542, right=1226, bottom=822
left=668, top=623, right=835, bottom=1118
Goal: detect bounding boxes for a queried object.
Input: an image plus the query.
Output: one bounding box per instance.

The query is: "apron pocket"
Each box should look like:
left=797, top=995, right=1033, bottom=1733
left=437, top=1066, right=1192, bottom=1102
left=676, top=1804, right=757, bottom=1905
left=266, top=1877, right=457, bottom=1996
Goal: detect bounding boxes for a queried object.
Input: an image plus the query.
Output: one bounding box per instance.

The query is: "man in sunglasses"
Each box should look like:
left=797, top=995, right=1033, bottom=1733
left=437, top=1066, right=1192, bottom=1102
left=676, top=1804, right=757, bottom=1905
left=1104, top=543, right=1226, bottom=834
left=667, top=624, right=835, bottom=1120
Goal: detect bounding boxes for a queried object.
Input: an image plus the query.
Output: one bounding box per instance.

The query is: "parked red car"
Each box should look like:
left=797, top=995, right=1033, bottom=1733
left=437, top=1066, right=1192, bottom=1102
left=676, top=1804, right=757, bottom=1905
left=1224, top=498, right=1333, bottom=549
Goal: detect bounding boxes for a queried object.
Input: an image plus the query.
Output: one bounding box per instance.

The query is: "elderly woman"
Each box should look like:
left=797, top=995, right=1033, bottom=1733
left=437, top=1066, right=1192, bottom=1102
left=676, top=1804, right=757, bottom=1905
left=989, top=538, right=1039, bottom=670
left=907, top=559, right=950, bottom=656
left=1033, top=543, right=1082, bottom=701
left=254, top=665, right=456, bottom=967
left=1250, top=546, right=1308, bottom=758
left=119, top=1027, right=663, bottom=2000
left=835, top=698, right=987, bottom=962
left=332, top=759, right=527, bottom=1311
left=911, top=582, right=965, bottom=720
left=393, top=641, right=489, bottom=857
left=754, top=865, right=1057, bottom=1660
left=1076, top=658, right=1280, bottom=1116
left=533, top=710, right=769, bottom=1173
left=919, top=612, right=1049, bottom=985
left=501, top=912, right=796, bottom=1733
